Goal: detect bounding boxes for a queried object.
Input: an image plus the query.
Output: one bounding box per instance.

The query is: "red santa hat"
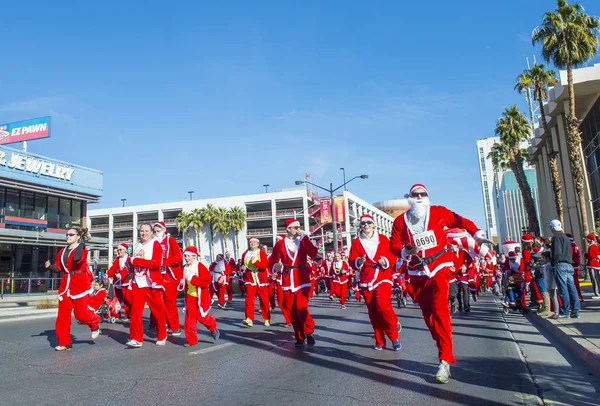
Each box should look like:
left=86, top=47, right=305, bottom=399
left=508, top=251, right=517, bottom=259
left=587, top=233, right=596, bottom=241
left=566, top=233, right=574, bottom=241
left=521, top=233, right=534, bottom=243
left=116, top=243, right=128, bottom=251
left=276, top=234, right=286, bottom=241
left=184, top=246, right=199, bottom=257
left=409, top=184, right=428, bottom=195
left=360, top=214, right=375, bottom=224
left=248, top=236, right=260, bottom=244
left=285, top=218, right=300, bottom=229
left=216, top=253, right=224, bottom=260
left=153, top=221, right=167, bottom=231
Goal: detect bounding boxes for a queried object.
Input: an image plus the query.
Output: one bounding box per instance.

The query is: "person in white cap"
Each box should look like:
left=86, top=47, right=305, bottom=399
left=390, top=184, right=490, bottom=383
left=268, top=218, right=319, bottom=347
left=549, top=219, right=581, bottom=319
left=241, top=236, right=271, bottom=327
left=106, top=243, right=133, bottom=320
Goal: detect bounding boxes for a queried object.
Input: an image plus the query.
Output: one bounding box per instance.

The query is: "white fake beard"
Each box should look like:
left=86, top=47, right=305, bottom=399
left=154, top=231, right=165, bottom=240
left=407, top=196, right=430, bottom=219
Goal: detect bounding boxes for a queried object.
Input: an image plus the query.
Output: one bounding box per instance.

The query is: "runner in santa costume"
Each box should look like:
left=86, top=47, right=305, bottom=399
left=180, top=246, right=220, bottom=346
left=225, top=251, right=236, bottom=303
left=324, top=251, right=334, bottom=296
left=126, top=224, right=168, bottom=348
left=349, top=214, right=400, bottom=350
left=45, top=227, right=101, bottom=351
left=271, top=234, right=291, bottom=325
left=331, top=252, right=350, bottom=309
left=150, top=221, right=183, bottom=336
left=209, top=253, right=230, bottom=309
left=567, top=233, right=584, bottom=302
left=106, top=243, right=132, bottom=320
left=585, top=234, right=600, bottom=298
left=87, top=281, right=108, bottom=312
left=521, top=234, right=540, bottom=309
left=268, top=218, right=320, bottom=347
left=241, top=236, right=271, bottom=327
left=390, top=184, right=490, bottom=383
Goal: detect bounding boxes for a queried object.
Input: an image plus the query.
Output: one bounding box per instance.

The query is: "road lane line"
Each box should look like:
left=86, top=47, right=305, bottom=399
left=188, top=342, right=234, bottom=355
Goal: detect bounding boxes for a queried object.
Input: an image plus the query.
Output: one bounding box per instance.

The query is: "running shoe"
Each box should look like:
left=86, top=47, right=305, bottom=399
left=435, top=361, right=451, bottom=384
left=55, top=344, right=72, bottom=351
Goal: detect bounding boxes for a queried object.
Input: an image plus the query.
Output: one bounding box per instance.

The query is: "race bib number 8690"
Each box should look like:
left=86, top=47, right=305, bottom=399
left=413, top=230, right=437, bottom=251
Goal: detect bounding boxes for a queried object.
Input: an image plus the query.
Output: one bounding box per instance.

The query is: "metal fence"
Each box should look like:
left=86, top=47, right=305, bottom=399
left=1, top=278, right=62, bottom=299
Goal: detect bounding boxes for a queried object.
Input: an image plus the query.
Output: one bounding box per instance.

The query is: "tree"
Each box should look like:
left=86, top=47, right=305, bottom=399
left=189, top=208, right=205, bottom=255
left=198, top=204, right=219, bottom=260
left=532, top=0, right=600, bottom=238
left=175, top=211, right=192, bottom=247
left=214, top=207, right=231, bottom=253
left=228, top=206, right=247, bottom=258
left=489, top=105, right=541, bottom=235
left=515, top=62, right=564, bottom=224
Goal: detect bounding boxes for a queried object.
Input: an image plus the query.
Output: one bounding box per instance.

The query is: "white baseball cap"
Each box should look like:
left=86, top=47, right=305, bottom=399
left=549, top=219, right=562, bottom=231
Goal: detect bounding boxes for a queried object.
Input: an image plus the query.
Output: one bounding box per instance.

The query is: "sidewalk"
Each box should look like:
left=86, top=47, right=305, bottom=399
left=526, top=283, right=600, bottom=374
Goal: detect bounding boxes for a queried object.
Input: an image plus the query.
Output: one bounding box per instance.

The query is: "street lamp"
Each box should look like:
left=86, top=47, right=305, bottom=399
left=340, top=168, right=347, bottom=191
left=263, top=184, right=270, bottom=193
left=121, top=198, right=126, bottom=207
left=188, top=191, right=194, bottom=201
left=295, top=174, right=368, bottom=256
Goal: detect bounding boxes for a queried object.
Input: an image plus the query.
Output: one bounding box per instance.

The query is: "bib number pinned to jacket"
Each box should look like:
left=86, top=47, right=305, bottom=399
left=413, top=230, right=437, bottom=251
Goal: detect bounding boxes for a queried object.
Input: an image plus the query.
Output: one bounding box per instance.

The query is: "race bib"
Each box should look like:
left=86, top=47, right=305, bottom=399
left=413, top=230, right=437, bottom=251
left=135, top=275, right=149, bottom=288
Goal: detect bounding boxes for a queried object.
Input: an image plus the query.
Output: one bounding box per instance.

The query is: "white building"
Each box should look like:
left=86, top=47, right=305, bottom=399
left=87, top=187, right=394, bottom=267
left=476, top=137, right=500, bottom=242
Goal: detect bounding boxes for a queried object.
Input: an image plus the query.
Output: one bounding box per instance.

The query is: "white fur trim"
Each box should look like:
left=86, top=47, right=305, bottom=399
left=473, top=230, right=486, bottom=241
left=287, top=220, right=300, bottom=229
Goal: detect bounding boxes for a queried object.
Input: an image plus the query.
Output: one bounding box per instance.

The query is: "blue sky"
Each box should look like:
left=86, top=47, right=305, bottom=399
left=1, top=1, right=599, bottom=228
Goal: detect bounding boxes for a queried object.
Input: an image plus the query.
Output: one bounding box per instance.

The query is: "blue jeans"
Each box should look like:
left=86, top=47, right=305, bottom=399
left=536, top=277, right=546, bottom=293
left=554, top=263, right=581, bottom=316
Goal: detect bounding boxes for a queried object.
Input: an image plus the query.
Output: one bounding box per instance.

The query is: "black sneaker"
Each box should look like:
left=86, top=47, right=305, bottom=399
left=465, top=307, right=470, bottom=313
left=211, top=328, right=220, bottom=342
left=306, top=334, right=316, bottom=346
left=148, top=324, right=156, bottom=330
left=295, top=340, right=305, bottom=348
left=170, top=329, right=182, bottom=337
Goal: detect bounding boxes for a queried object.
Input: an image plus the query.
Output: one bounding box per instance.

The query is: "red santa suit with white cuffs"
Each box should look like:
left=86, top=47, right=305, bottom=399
left=50, top=243, right=101, bottom=348
left=390, top=184, right=484, bottom=365
left=209, top=254, right=231, bottom=307
left=268, top=219, right=319, bottom=342
left=331, top=257, right=350, bottom=305
left=271, top=234, right=290, bottom=324
left=151, top=222, right=183, bottom=333
left=242, top=237, right=271, bottom=324
left=349, top=215, right=398, bottom=347
left=181, top=246, right=218, bottom=346
left=106, top=244, right=132, bottom=318
left=129, top=238, right=168, bottom=344
left=226, top=254, right=236, bottom=303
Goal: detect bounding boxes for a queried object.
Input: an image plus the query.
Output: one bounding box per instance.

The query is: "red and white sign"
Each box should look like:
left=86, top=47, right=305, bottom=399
left=320, top=200, right=332, bottom=224
left=334, top=197, right=346, bottom=223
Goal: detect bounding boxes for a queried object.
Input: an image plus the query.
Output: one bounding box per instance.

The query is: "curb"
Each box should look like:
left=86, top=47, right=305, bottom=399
left=0, top=308, right=58, bottom=323
left=526, top=311, right=600, bottom=375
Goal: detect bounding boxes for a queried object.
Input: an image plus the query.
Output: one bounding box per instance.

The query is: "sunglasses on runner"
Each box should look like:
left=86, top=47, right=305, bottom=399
left=410, top=192, right=428, bottom=198
left=360, top=221, right=374, bottom=226
left=65, top=233, right=77, bottom=237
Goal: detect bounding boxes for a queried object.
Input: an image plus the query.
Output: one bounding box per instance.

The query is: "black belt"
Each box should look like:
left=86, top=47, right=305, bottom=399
left=284, top=265, right=306, bottom=270
left=415, top=249, right=447, bottom=265
left=559, top=260, right=570, bottom=264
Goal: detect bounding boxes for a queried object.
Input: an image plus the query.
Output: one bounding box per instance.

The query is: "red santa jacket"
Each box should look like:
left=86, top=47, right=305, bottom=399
left=331, top=260, right=350, bottom=284
left=185, top=261, right=214, bottom=317
left=310, top=262, right=319, bottom=281
left=131, top=240, right=164, bottom=289
left=227, top=257, right=237, bottom=280
left=390, top=205, right=482, bottom=279
left=242, top=249, right=270, bottom=287
left=349, top=233, right=394, bottom=291
left=106, top=255, right=133, bottom=288
left=156, top=234, right=183, bottom=281
left=54, top=244, right=94, bottom=301
left=585, top=243, right=600, bottom=269
left=209, top=259, right=231, bottom=285
left=268, top=234, right=319, bottom=292
left=571, top=242, right=581, bottom=268
left=449, top=249, right=473, bottom=283
left=87, top=287, right=107, bottom=311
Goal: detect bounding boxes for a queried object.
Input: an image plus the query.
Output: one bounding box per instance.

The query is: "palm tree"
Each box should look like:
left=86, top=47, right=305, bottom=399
left=228, top=206, right=246, bottom=258
left=532, top=0, right=600, bottom=238
left=214, top=207, right=231, bottom=253
left=198, top=204, right=219, bottom=260
left=489, top=105, right=541, bottom=235
left=175, top=211, right=192, bottom=247
left=189, top=208, right=205, bottom=255
left=515, top=63, right=564, bottom=224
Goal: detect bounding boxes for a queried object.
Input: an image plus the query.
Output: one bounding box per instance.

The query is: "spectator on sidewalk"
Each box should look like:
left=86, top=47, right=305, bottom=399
left=549, top=220, right=580, bottom=319
left=540, top=251, right=559, bottom=318
left=585, top=234, right=600, bottom=300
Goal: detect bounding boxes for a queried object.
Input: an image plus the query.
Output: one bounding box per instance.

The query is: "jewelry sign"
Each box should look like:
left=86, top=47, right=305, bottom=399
left=0, top=116, right=51, bottom=145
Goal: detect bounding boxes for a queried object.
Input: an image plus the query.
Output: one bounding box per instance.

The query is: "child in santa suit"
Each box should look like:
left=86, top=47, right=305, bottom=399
left=241, top=236, right=271, bottom=327
left=209, top=254, right=230, bottom=309
left=87, top=281, right=107, bottom=312
left=180, top=246, right=220, bottom=346
left=331, top=252, right=350, bottom=309
left=106, top=243, right=132, bottom=319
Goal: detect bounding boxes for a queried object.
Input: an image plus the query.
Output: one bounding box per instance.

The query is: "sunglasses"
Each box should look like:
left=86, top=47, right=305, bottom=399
left=290, top=226, right=301, bottom=229
left=65, top=233, right=77, bottom=237
left=410, top=192, right=428, bottom=198
left=360, top=221, right=374, bottom=226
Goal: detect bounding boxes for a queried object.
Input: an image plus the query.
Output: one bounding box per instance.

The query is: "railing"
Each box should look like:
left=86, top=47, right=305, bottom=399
left=91, top=223, right=109, bottom=230
left=113, top=238, right=133, bottom=244
left=246, top=211, right=272, bottom=219
left=248, top=228, right=272, bottom=236
left=164, top=219, right=177, bottom=226
left=98, top=256, right=109, bottom=262
left=275, top=209, right=299, bottom=217
left=113, top=221, right=133, bottom=229
left=1, top=278, right=62, bottom=299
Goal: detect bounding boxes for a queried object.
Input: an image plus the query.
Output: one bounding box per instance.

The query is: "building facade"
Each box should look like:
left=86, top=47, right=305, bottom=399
left=0, top=144, right=104, bottom=294
left=476, top=137, right=500, bottom=242
left=88, top=188, right=393, bottom=266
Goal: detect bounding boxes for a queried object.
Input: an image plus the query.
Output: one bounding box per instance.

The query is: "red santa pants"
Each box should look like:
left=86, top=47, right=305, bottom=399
left=115, top=287, right=131, bottom=318
left=282, top=286, right=314, bottom=341
left=309, top=279, right=317, bottom=297
left=361, top=283, right=398, bottom=346
left=226, top=277, right=234, bottom=302
left=327, top=278, right=334, bottom=294
left=184, top=295, right=217, bottom=346
left=149, top=276, right=181, bottom=331
left=268, top=282, right=276, bottom=310
left=411, top=270, right=455, bottom=363
left=276, top=283, right=291, bottom=324
left=55, top=295, right=101, bottom=347
left=209, top=282, right=226, bottom=306
left=333, top=282, right=348, bottom=305
left=574, top=267, right=583, bottom=301
left=130, top=285, right=167, bottom=342
left=238, top=279, right=246, bottom=295
left=244, top=284, right=271, bottom=321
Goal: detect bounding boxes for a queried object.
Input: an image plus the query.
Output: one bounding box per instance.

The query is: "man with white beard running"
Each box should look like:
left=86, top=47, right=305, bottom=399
left=390, top=184, right=490, bottom=384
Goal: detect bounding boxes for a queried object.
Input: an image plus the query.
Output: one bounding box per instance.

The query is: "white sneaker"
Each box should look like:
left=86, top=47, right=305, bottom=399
left=435, top=361, right=451, bottom=384
left=592, top=296, right=600, bottom=299
left=126, top=340, right=142, bottom=348
left=91, top=329, right=100, bottom=340
left=156, top=339, right=167, bottom=346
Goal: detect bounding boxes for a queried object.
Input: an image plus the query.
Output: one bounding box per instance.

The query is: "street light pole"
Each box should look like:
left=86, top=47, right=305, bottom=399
left=263, top=184, right=270, bottom=193
left=340, top=168, right=347, bottom=191
left=188, top=191, right=194, bottom=201
left=329, top=183, right=338, bottom=256
left=121, top=198, right=126, bottom=207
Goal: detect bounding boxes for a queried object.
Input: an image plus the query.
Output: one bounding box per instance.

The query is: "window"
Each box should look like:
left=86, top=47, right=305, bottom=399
left=0, top=187, right=4, bottom=220
left=59, top=199, right=71, bottom=229
left=48, top=196, right=59, bottom=228
left=71, top=200, right=82, bottom=226
left=6, top=189, right=18, bottom=216
left=20, top=191, right=34, bottom=218
left=35, top=194, right=47, bottom=220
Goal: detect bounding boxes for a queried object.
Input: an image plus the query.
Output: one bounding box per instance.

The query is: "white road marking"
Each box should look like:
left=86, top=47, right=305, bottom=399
left=188, top=342, right=235, bottom=355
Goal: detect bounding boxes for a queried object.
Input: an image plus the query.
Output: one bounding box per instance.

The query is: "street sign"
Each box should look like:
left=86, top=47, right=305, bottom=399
left=0, top=116, right=51, bottom=145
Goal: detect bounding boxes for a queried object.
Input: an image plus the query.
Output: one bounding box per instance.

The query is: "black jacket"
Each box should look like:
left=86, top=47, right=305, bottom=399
left=550, top=231, right=572, bottom=266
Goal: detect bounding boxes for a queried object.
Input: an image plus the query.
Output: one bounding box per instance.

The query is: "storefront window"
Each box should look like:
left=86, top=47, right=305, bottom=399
left=0, top=187, right=4, bottom=221
left=20, top=191, right=34, bottom=218
left=71, top=200, right=82, bottom=226
left=59, top=198, right=71, bottom=228
left=6, top=189, right=18, bottom=216
left=47, top=196, right=59, bottom=228
left=35, top=194, right=47, bottom=220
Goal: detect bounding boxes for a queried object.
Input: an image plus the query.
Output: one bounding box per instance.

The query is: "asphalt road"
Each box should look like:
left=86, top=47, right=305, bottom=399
left=0, top=293, right=598, bottom=406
